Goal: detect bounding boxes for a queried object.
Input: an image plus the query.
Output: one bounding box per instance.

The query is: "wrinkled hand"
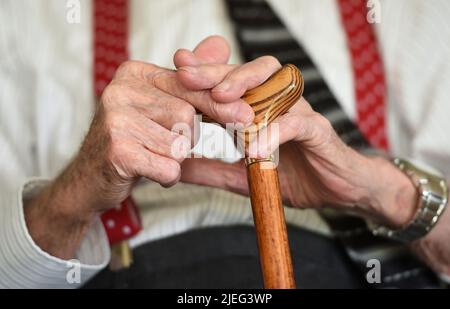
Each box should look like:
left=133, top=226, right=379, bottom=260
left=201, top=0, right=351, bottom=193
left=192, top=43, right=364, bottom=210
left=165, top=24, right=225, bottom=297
left=25, top=36, right=259, bottom=259
left=178, top=37, right=417, bottom=228
left=76, top=37, right=258, bottom=212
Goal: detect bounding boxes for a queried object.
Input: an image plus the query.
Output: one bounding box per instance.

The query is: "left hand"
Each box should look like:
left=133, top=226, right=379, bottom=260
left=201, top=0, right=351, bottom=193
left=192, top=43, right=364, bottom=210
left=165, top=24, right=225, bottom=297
left=175, top=37, right=418, bottom=229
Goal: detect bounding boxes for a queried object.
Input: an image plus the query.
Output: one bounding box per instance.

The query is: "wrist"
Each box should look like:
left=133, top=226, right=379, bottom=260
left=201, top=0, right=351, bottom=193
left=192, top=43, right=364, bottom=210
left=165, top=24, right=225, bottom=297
left=354, top=156, right=419, bottom=228
left=66, top=152, right=132, bottom=212
left=23, top=156, right=121, bottom=259
left=24, top=182, right=97, bottom=259
left=412, top=205, right=450, bottom=276
left=76, top=127, right=135, bottom=211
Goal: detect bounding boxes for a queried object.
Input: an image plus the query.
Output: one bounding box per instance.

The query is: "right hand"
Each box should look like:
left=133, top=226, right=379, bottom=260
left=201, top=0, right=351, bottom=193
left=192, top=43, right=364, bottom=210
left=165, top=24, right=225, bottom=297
left=25, top=36, right=255, bottom=259
left=74, top=37, right=255, bottom=213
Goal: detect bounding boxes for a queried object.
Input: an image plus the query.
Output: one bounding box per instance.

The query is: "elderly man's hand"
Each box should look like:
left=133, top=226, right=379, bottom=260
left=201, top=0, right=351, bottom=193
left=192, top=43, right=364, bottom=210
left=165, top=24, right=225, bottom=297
left=24, top=36, right=260, bottom=258
left=176, top=38, right=418, bottom=230
left=76, top=60, right=253, bottom=208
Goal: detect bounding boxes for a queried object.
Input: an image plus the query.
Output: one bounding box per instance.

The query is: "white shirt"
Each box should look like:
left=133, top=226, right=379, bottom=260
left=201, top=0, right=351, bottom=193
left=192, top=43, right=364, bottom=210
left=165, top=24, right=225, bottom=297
left=0, top=0, right=449, bottom=288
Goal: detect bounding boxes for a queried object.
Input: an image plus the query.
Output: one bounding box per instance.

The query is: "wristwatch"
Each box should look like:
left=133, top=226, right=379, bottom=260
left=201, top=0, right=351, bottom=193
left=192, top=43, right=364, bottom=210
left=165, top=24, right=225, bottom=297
left=368, top=158, right=449, bottom=243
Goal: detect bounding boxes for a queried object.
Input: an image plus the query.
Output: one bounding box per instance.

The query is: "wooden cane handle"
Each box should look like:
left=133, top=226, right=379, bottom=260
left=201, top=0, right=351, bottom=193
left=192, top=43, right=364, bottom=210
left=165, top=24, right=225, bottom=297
left=242, top=64, right=303, bottom=128
left=202, top=64, right=304, bottom=151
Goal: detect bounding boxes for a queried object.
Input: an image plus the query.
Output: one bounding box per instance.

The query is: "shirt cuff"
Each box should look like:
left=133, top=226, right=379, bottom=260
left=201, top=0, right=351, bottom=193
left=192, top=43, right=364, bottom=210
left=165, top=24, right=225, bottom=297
left=0, top=179, right=110, bottom=288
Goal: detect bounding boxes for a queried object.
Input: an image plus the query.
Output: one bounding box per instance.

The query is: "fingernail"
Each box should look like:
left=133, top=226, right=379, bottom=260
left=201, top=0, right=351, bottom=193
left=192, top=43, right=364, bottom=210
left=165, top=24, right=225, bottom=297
left=178, top=66, right=197, bottom=75
left=213, top=80, right=232, bottom=93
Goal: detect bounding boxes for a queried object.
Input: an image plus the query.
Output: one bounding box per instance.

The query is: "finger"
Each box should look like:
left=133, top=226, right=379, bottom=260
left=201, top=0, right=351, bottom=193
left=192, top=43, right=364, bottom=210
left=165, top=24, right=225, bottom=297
left=180, top=158, right=249, bottom=196
left=173, top=35, right=231, bottom=68
left=247, top=98, right=315, bottom=158
left=177, top=63, right=237, bottom=91
left=114, top=60, right=163, bottom=79
left=152, top=70, right=254, bottom=125
left=131, top=149, right=182, bottom=188
left=128, top=85, right=199, bottom=131
left=116, top=82, right=200, bottom=145
left=129, top=113, right=192, bottom=162
left=193, top=35, right=231, bottom=64
left=173, top=49, right=201, bottom=68
left=211, top=56, right=282, bottom=103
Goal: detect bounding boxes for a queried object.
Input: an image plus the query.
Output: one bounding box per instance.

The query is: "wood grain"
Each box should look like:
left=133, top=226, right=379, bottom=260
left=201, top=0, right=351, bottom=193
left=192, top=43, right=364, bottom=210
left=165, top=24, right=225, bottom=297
left=237, top=64, right=304, bottom=152
left=201, top=64, right=304, bottom=289
left=247, top=160, right=296, bottom=289
left=243, top=64, right=304, bottom=128
left=201, top=64, right=303, bottom=140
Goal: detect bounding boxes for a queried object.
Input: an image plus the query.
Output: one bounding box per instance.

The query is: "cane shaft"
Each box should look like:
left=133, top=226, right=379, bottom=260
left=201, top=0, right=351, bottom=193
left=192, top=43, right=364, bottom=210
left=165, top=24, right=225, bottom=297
left=200, top=64, right=303, bottom=289
left=246, top=160, right=296, bottom=289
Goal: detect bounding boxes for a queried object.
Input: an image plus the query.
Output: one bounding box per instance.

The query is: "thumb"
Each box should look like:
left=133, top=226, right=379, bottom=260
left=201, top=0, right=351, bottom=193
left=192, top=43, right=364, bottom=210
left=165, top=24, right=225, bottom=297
left=174, top=35, right=231, bottom=68
left=180, top=158, right=249, bottom=196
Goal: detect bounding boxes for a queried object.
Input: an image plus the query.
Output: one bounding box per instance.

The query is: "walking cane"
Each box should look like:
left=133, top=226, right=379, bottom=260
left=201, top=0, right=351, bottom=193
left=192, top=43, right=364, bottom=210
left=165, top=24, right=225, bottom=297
left=203, top=64, right=304, bottom=289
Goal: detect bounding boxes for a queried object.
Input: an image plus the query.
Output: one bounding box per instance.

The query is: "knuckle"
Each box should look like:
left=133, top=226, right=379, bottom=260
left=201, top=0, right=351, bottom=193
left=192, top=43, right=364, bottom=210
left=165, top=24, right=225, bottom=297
left=104, top=114, right=130, bottom=152
left=117, top=60, right=160, bottom=81
left=107, top=140, right=128, bottom=166
left=313, top=112, right=333, bottom=130
left=117, top=60, right=140, bottom=74
left=102, top=83, right=128, bottom=104
left=310, top=112, right=336, bottom=141
left=146, top=67, right=171, bottom=86
left=287, top=117, right=305, bottom=135
left=105, top=111, right=127, bottom=131
left=160, top=161, right=181, bottom=187
left=115, top=60, right=135, bottom=77
left=208, top=101, right=222, bottom=120
left=177, top=103, right=196, bottom=126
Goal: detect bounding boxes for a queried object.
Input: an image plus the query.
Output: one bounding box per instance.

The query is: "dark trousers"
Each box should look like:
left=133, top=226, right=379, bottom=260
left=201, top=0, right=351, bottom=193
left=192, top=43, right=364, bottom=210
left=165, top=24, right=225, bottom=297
left=84, top=225, right=366, bottom=289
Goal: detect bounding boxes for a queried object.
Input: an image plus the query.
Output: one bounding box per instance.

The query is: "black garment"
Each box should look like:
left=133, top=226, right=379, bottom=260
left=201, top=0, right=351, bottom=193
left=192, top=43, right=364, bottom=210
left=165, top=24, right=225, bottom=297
left=84, top=225, right=366, bottom=289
